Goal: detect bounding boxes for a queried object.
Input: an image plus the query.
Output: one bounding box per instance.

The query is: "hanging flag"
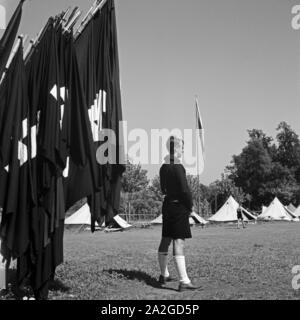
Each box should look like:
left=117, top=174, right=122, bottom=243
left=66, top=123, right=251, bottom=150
left=74, top=0, right=125, bottom=231
left=18, top=22, right=67, bottom=300
left=63, top=23, right=101, bottom=223
left=0, top=0, right=24, bottom=78
left=0, top=40, right=31, bottom=279
left=195, top=97, right=205, bottom=176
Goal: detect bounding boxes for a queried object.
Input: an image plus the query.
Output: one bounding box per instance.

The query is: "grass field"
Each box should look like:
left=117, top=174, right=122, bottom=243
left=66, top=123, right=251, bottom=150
left=2, top=222, right=300, bottom=300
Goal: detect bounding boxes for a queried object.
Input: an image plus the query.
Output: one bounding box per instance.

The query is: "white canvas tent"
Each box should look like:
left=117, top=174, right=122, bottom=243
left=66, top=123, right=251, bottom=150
left=151, top=214, right=163, bottom=225
left=65, top=203, right=94, bottom=226
left=65, top=203, right=132, bottom=230
left=208, top=196, right=256, bottom=222
left=190, top=212, right=209, bottom=225
left=257, top=197, right=298, bottom=221
left=151, top=212, right=208, bottom=226
left=287, top=203, right=296, bottom=213
left=294, top=205, right=300, bottom=217
left=262, top=206, right=267, bottom=214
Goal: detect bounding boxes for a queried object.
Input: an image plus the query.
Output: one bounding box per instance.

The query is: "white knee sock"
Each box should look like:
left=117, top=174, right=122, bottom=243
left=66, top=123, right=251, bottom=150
left=174, top=255, right=190, bottom=284
left=158, top=252, right=170, bottom=277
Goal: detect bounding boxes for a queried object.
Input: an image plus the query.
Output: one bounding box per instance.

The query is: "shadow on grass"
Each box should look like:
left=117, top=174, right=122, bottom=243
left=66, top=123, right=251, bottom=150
left=48, top=278, right=70, bottom=293
left=104, top=269, right=178, bottom=292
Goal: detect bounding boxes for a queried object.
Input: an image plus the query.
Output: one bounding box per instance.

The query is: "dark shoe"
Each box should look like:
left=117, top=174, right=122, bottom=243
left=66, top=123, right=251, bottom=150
left=178, top=282, right=201, bottom=292
left=159, top=275, right=175, bottom=284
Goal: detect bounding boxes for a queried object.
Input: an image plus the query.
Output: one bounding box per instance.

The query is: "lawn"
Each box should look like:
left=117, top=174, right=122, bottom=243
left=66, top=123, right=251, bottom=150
left=2, top=222, right=300, bottom=300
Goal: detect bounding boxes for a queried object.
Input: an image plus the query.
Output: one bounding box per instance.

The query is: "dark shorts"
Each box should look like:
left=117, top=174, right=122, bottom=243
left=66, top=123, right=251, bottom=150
left=162, top=202, right=192, bottom=239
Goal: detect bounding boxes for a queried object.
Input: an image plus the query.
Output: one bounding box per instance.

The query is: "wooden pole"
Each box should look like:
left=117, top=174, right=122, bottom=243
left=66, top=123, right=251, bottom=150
left=128, top=201, right=130, bottom=224
left=74, top=0, right=98, bottom=35
left=24, top=18, right=53, bottom=63
left=24, top=39, right=34, bottom=59
left=63, top=7, right=79, bottom=29
left=0, top=35, right=24, bottom=84
left=215, top=193, right=217, bottom=213
left=64, top=8, right=82, bottom=33
left=74, top=0, right=108, bottom=39
left=60, top=6, right=71, bottom=26
left=5, top=35, right=24, bottom=68
left=0, top=208, right=5, bottom=290
left=195, top=96, right=200, bottom=215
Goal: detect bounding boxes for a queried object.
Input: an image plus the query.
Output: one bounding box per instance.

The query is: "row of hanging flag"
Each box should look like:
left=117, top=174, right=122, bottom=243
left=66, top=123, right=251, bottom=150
left=0, top=0, right=125, bottom=299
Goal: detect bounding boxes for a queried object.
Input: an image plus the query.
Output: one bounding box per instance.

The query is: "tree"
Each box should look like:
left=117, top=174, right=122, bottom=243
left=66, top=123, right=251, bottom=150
left=149, top=175, right=164, bottom=203
left=186, top=175, right=210, bottom=216
left=129, top=188, right=162, bottom=217
left=275, top=122, right=300, bottom=180
left=208, top=174, right=247, bottom=213
left=121, top=161, right=149, bottom=193
left=227, top=124, right=300, bottom=210
left=263, top=162, right=299, bottom=205
left=228, top=138, right=273, bottom=209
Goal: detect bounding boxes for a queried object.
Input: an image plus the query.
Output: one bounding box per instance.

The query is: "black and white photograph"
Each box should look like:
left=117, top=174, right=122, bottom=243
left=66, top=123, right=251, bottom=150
left=0, top=0, right=300, bottom=308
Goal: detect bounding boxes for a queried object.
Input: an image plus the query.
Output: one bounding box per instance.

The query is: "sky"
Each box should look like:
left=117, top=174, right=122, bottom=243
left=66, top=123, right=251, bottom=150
left=1, top=0, right=300, bottom=185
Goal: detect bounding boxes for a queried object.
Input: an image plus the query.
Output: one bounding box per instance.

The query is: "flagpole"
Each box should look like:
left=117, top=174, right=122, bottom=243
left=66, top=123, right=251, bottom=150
left=74, top=0, right=109, bottom=39
left=60, top=7, right=71, bottom=26
left=5, top=35, right=25, bottom=67
left=65, top=10, right=82, bottom=32
left=0, top=208, right=5, bottom=290
left=24, top=18, right=53, bottom=63
left=24, top=39, right=34, bottom=59
left=0, top=35, right=24, bottom=84
left=64, top=7, right=82, bottom=33
left=74, top=0, right=99, bottom=36
left=195, top=96, right=200, bottom=215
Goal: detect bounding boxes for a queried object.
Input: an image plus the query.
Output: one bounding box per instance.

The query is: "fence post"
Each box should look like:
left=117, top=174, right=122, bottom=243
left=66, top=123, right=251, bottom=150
left=128, top=201, right=131, bottom=224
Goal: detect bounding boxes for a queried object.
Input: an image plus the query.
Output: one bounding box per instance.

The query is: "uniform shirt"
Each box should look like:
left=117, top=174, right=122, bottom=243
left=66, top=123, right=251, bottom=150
left=160, top=162, right=193, bottom=212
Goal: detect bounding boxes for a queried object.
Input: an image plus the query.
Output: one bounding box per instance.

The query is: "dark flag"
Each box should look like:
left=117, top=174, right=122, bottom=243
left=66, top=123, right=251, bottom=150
left=64, top=29, right=100, bottom=209
left=75, top=0, right=125, bottom=230
left=61, top=23, right=104, bottom=237
left=20, top=22, right=67, bottom=300
left=22, top=21, right=98, bottom=299
left=0, top=0, right=24, bottom=78
left=0, top=40, right=31, bottom=287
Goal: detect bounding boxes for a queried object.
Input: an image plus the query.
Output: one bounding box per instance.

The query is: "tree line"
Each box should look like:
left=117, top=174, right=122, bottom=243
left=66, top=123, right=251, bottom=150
left=120, top=122, right=300, bottom=218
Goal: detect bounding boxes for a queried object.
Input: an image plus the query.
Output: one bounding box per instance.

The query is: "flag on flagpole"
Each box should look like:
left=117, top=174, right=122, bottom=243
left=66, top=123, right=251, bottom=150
left=195, top=97, right=205, bottom=176
left=0, top=0, right=24, bottom=78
